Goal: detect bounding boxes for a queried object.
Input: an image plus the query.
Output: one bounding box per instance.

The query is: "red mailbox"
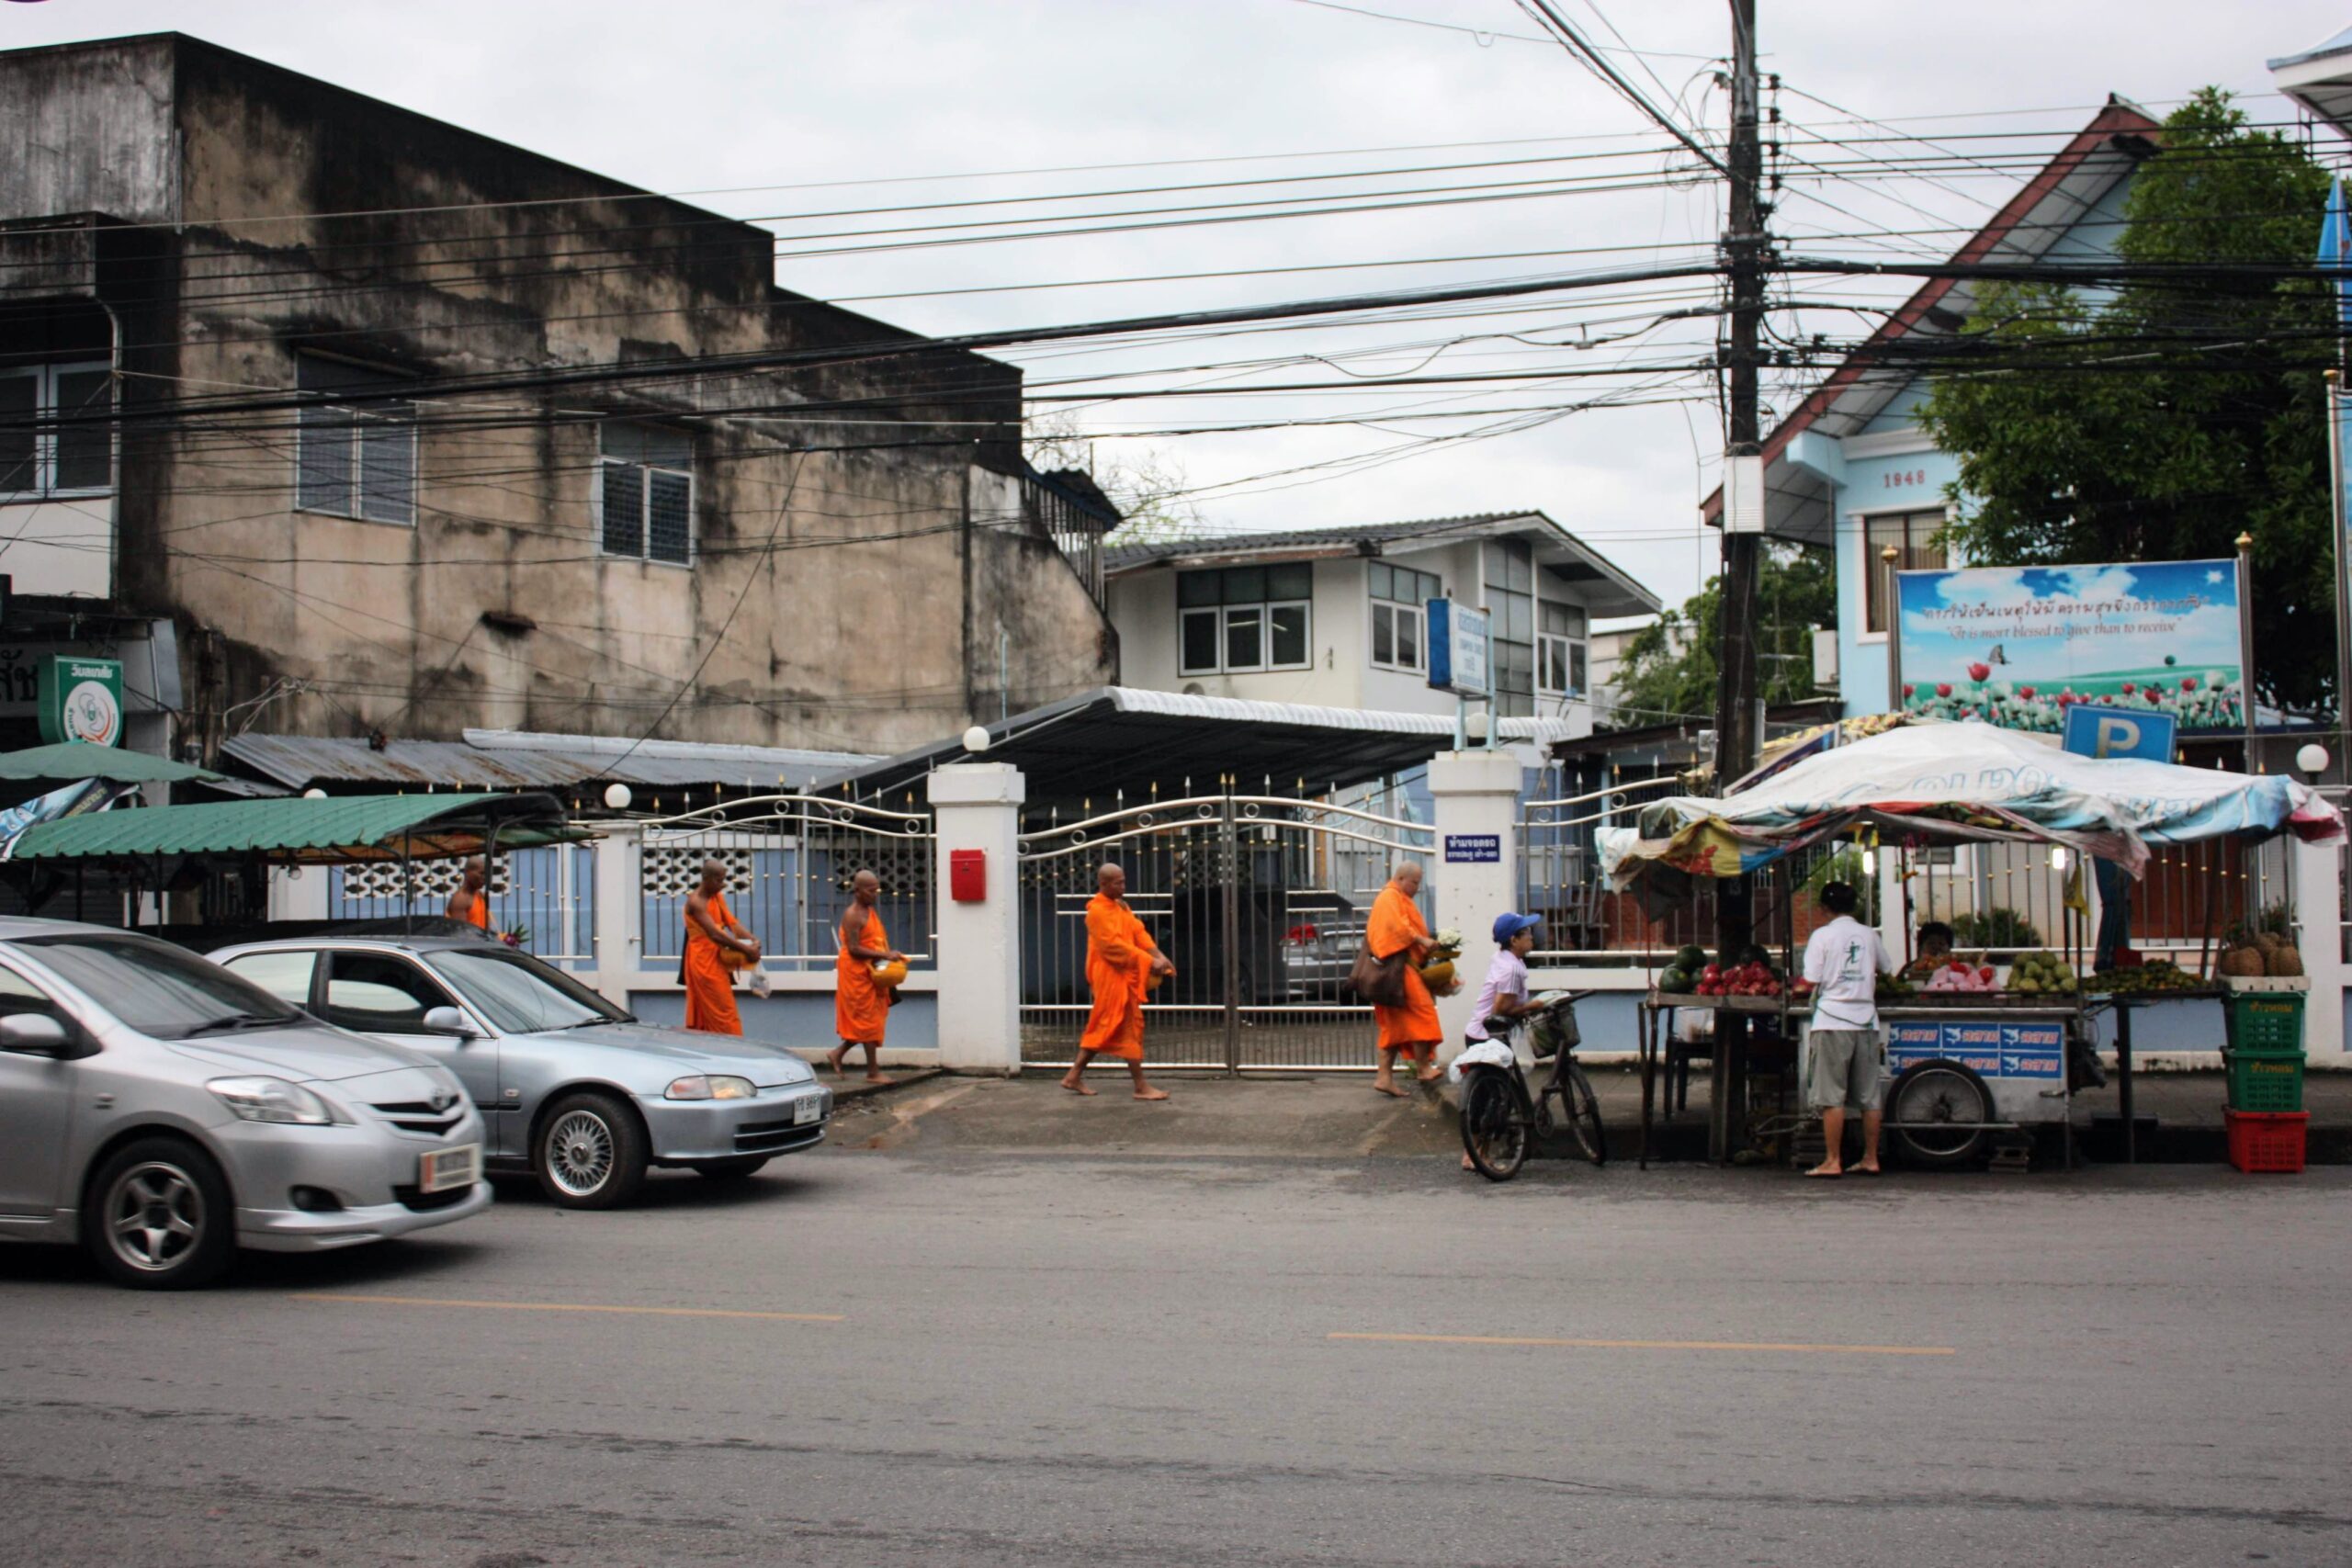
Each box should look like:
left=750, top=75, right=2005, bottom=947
left=949, top=849, right=987, bottom=902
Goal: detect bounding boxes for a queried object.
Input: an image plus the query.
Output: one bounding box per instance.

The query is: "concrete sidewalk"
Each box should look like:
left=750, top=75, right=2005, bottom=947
left=819, top=1066, right=2351, bottom=1167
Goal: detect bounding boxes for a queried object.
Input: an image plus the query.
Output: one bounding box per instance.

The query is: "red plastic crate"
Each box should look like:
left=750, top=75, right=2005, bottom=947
left=2224, top=1110, right=2308, bottom=1174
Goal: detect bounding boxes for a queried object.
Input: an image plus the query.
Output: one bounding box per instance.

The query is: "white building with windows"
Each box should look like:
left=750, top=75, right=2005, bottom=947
left=1102, top=512, right=1659, bottom=734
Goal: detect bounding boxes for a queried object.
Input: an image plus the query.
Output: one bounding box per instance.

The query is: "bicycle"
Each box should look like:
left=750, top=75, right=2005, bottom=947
left=1455, top=989, right=1606, bottom=1182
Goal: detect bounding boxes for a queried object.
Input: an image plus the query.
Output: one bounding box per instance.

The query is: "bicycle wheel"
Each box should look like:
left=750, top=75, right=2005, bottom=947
left=1563, top=1062, right=1608, bottom=1168
left=1459, top=1069, right=1529, bottom=1182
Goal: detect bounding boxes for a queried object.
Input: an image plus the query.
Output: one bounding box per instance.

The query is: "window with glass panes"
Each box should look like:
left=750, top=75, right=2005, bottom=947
left=1177, top=563, right=1311, bottom=674
left=1368, top=561, right=1441, bottom=673
left=295, top=355, right=416, bottom=525
left=0, top=363, right=112, bottom=499
left=1536, top=599, right=1587, bottom=695
left=1862, top=509, right=1946, bottom=634
left=599, top=423, right=695, bottom=566
left=1485, top=539, right=1535, bottom=717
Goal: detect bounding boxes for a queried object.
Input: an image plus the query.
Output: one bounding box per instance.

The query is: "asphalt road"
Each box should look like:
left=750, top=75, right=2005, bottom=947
left=2, top=1091, right=2346, bottom=1567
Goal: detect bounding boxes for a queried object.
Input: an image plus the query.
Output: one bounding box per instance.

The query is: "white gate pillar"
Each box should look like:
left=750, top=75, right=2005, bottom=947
left=2292, top=834, right=2346, bottom=1066
left=1429, top=749, right=1524, bottom=1050
left=929, top=761, right=1026, bottom=1075
left=590, top=819, right=643, bottom=1008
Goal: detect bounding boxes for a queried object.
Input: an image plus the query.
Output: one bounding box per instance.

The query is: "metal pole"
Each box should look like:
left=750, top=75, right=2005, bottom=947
left=2237, top=532, right=2258, bottom=773
left=2332, top=374, right=2352, bottom=751
left=1220, top=781, right=1240, bottom=1077
left=1882, top=545, right=1904, bottom=713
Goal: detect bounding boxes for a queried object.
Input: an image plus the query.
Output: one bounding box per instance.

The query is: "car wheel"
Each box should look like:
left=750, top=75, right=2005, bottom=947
left=84, top=1136, right=235, bottom=1291
left=534, top=1091, right=649, bottom=1209
left=690, top=1156, right=770, bottom=1181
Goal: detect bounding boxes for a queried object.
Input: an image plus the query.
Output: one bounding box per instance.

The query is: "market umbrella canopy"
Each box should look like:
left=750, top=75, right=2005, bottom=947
left=1, top=790, right=582, bottom=865
left=0, top=742, right=223, bottom=785
left=1600, top=720, right=2344, bottom=887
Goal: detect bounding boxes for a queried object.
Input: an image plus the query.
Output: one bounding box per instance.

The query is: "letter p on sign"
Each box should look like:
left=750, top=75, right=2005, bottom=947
left=2092, top=716, right=2139, bottom=758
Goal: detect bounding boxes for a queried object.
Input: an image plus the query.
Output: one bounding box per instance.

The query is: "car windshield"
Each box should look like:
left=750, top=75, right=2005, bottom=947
left=424, top=947, right=628, bottom=1035
left=17, top=933, right=305, bottom=1040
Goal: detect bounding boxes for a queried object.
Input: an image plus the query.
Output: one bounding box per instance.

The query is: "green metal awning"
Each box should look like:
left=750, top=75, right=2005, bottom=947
left=3, top=791, right=584, bottom=865
left=0, top=742, right=224, bottom=784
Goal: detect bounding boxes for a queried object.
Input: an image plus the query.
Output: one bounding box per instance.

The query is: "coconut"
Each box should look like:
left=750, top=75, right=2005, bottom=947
left=2255, top=931, right=2286, bottom=953
left=2267, top=944, right=2306, bottom=979
left=2220, top=945, right=2267, bottom=978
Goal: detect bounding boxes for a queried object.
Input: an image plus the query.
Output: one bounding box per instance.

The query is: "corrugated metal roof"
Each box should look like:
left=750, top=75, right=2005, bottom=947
left=4, top=792, right=579, bottom=865
left=0, top=743, right=222, bottom=784
left=222, top=731, right=875, bottom=795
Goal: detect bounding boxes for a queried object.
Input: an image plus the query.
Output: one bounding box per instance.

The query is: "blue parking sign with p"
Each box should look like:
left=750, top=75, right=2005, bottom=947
left=2062, top=704, right=2176, bottom=764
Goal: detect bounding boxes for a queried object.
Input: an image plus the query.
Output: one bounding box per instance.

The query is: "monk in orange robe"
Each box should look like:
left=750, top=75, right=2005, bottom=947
left=447, top=857, right=492, bottom=931
left=1369, top=860, right=1443, bottom=1097
left=684, top=858, right=759, bottom=1035
left=829, top=868, right=904, bottom=1084
left=1062, top=861, right=1175, bottom=1101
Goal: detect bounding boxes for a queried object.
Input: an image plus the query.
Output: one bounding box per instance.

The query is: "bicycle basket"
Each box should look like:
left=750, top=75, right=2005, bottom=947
left=1532, top=1006, right=1578, bottom=1057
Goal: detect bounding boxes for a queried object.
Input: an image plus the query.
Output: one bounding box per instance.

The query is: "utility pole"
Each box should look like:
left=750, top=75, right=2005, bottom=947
left=1714, top=0, right=1765, bottom=925
left=1708, top=0, right=1767, bottom=1163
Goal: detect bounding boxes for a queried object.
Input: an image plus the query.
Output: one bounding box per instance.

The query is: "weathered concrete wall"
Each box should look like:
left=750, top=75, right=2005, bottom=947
left=0, top=35, right=1114, bottom=754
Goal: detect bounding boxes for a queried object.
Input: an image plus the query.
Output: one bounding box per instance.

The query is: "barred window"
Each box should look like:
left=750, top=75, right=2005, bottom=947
left=598, top=423, right=694, bottom=566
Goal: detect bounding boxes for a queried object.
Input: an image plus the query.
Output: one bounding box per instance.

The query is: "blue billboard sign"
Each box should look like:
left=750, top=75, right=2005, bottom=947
left=2060, top=702, right=2177, bottom=764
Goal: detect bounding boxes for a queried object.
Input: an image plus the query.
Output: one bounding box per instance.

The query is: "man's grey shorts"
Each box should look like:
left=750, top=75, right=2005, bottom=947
left=1808, top=1029, right=1882, bottom=1112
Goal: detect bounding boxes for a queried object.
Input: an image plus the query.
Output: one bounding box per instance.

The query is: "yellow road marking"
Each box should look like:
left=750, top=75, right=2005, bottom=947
left=1329, top=1331, right=1953, bottom=1357
left=295, top=1292, right=842, bottom=1323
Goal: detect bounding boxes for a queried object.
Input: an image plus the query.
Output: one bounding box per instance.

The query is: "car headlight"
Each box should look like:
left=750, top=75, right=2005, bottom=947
left=208, top=1077, right=339, bottom=1125
left=665, top=1074, right=757, bottom=1101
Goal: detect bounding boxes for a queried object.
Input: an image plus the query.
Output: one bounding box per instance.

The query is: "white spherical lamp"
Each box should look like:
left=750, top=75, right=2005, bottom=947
left=2295, top=742, right=2330, bottom=780
left=602, top=783, right=633, bottom=811
left=1464, top=711, right=1490, bottom=743
left=962, top=725, right=990, bottom=754
left=301, top=787, right=326, bottom=800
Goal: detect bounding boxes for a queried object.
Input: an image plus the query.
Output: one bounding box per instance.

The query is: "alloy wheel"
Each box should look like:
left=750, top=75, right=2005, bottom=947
left=107, top=1161, right=206, bottom=1275
left=545, top=1109, right=616, bottom=1198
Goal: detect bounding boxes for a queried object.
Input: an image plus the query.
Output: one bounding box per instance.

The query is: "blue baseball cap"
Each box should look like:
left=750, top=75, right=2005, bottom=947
left=1492, top=911, right=1544, bottom=943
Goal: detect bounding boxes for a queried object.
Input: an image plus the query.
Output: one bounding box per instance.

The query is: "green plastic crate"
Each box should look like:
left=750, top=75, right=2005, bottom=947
left=2222, top=1047, right=2305, bottom=1113
left=2224, top=993, right=2306, bottom=1054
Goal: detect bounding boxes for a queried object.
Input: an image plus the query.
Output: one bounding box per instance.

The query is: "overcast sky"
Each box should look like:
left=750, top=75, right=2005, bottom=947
left=10, top=0, right=2349, bottom=609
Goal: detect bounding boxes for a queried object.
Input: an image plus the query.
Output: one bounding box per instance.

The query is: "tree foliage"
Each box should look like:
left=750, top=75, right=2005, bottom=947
left=1607, top=544, right=1835, bottom=728
left=1917, top=89, right=2335, bottom=713
left=1025, top=413, right=1205, bottom=544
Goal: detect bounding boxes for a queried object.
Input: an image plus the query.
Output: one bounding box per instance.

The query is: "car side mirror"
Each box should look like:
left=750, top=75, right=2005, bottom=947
left=0, top=1013, right=74, bottom=1057
left=421, top=1007, right=478, bottom=1039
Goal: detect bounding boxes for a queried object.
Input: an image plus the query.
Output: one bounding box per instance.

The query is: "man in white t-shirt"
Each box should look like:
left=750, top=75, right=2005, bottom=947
left=1801, top=881, right=1896, bottom=1179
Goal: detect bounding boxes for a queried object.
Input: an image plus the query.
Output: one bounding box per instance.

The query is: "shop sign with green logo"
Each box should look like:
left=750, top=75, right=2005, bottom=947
left=39, top=657, right=124, bottom=747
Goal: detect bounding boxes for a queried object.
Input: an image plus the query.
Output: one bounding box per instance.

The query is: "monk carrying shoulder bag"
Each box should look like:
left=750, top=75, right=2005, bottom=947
left=1349, top=942, right=1412, bottom=1008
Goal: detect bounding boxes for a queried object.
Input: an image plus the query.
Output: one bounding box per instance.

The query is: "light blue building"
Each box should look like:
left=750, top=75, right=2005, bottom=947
left=1708, top=98, right=2162, bottom=720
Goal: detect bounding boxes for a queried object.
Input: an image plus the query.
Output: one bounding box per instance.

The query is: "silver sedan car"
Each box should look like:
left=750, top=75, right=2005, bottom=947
left=209, top=936, right=831, bottom=1209
left=0, top=920, right=491, bottom=1290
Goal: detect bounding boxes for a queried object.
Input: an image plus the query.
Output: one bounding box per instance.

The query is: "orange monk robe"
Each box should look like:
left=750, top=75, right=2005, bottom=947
left=835, top=908, right=889, bottom=1046
left=683, top=891, right=745, bottom=1036
left=1368, top=884, right=1441, bottom=1052
left=1079, top=893, right=1157, bottom=1062
left=461, top=895, right=491, bottom=931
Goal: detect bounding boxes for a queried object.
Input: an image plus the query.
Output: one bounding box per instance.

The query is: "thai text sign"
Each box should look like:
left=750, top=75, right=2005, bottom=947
left=1895, top=561, right=2244, bottom=732
left=1443, top=834, right=1500, bottom=864
left=1426, top=600, right=1490, bottom=698
left=38, top=657, right=122, bottom=747
left=1887, top=1019, right=2064, bottom=1081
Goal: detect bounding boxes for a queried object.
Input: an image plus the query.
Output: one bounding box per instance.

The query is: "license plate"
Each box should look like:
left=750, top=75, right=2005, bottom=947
left=419, top=1144, right=481, bottom=1194
left=792, top=1095, right=822, bottom=1126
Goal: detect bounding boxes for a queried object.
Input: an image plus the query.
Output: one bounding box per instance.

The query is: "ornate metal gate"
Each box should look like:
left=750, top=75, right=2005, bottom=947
left=1016, top=791, right=1434, bottom=1073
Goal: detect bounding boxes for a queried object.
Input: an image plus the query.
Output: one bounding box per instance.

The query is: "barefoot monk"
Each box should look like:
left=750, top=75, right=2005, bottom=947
left=684, top=859, right=759, bottom=1036
left=1369, top=860, right=1443, bottom=1097
left=829, top=868, right=903, bottom=1084
left=1061, top=861, right=1175, bottom=1101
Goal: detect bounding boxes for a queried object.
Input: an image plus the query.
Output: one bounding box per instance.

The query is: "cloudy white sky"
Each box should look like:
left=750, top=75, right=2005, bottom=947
left=10, top=0, right=2348, bottom=608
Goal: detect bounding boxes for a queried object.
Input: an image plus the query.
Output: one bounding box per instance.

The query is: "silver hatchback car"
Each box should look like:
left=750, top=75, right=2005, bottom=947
left=209, top=936, right=831, bottom=1209
left=0, top=920, right=491, bottom=1290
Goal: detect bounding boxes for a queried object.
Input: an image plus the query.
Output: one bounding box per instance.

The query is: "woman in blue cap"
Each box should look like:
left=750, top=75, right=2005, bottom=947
left=1457, top=911, right=1544, bottom=1169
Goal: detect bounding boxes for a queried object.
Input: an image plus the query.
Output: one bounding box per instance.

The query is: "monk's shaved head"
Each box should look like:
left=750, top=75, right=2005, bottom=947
left=1390, top=860, right=1423, bottom=892
left=1097, top=861, right=1127, bottom=899
left=853, top=868, right=879, bottom=891
left=699, top=858, right=728, bottom=890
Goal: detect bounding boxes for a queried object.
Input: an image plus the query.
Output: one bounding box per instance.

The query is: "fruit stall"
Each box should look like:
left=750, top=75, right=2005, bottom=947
left=1602, top=721, right=2344, bottom=1170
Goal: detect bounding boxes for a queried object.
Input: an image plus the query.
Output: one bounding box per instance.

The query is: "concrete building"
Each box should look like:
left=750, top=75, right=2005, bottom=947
left=0, top=34, right=1116, bottom=759
left=1102, top=512, right=1657, bottom=735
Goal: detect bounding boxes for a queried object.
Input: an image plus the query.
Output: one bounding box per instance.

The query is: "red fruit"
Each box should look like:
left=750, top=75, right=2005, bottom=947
left=1935, top=682, right=1953, bottom=698
left=1979, top=965, right=1996, bottom=982
left=1702, top=964, right=1722, bottom=982
left=1949, top=959, right=1969, bottom=973
left=1968, top=662, right=1991, bottom=682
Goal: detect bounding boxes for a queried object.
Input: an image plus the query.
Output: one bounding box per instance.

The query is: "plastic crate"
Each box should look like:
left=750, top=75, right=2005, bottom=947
left=2224, top=1110, right=2308, bottom=1174
left=2224, top=992, right=2306, bottom=1054
left=2222, top=1048, right=2305, bottom=1112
